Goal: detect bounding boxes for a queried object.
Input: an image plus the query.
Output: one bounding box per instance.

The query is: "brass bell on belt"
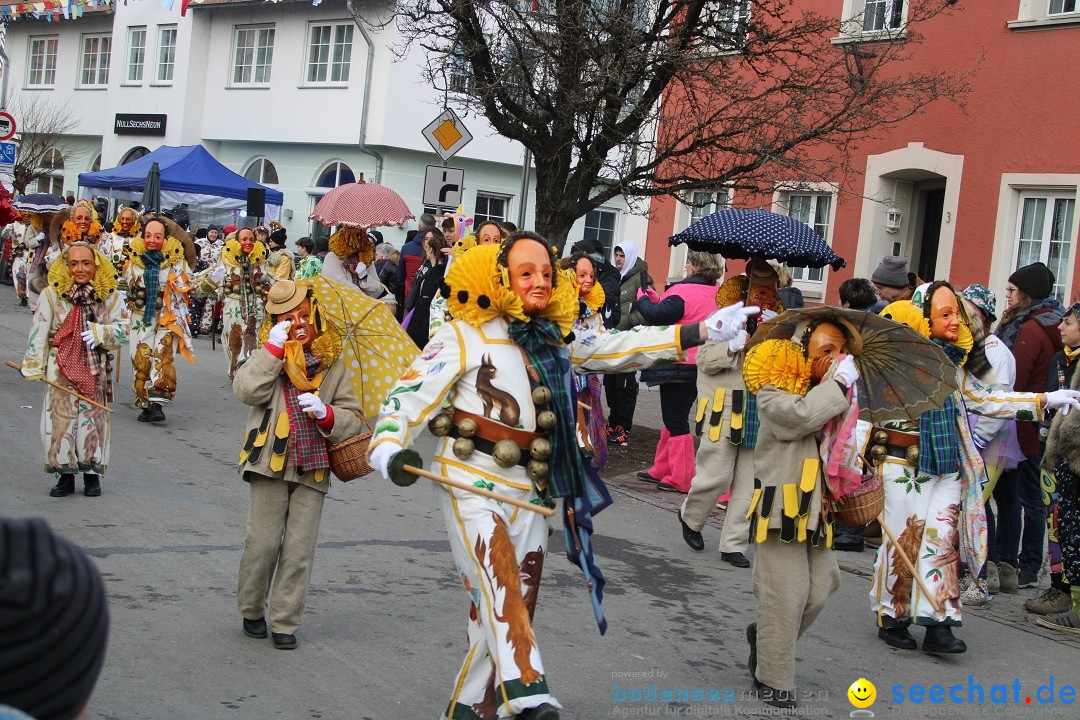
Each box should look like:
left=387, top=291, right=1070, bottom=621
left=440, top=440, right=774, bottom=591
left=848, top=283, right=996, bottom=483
left=529, top=437, right=552, bottom=461
left=872, top=430, right=889, bottom=446
left=428, top=413, right=452, bottom=437
left=492, top=439, right=522, bottom=468
left=527, top=460, right=549, bottom=482
left=531, top=386, right=553, bottom=406
left=869, top=444, right=887, bottom=463
left=906, top=445, right=920, bottom=466
left=453, top=437, right=475, bottom=460
left=536, top=411, right=557, bottom=431
left=458, top=417, right=478, bottom=438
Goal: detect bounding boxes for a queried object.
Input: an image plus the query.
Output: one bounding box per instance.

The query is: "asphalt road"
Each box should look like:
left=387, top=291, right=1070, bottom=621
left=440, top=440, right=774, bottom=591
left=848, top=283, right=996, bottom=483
left=1, top=284, right=1078, bottom=720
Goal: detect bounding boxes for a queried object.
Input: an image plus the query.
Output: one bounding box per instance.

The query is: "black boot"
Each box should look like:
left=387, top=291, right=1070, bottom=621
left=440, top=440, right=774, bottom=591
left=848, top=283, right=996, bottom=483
left=137, top=406, right=152, bottom=422
left=922, top=625, right=966, bottom=654
left=83, top=474, right=101, bottom=497
left=679, top=510, right=704, bottom=551
left=878, top=626, right=917, bottom=650
left=19, top=297, right=28, bottom=306
left=50, top=473, right=76, bottom=497
left=746, top=622, right=757, bottom=679
left=517, top=704, right=559, bottom=720
left=148, top=403, right=166, bottom=423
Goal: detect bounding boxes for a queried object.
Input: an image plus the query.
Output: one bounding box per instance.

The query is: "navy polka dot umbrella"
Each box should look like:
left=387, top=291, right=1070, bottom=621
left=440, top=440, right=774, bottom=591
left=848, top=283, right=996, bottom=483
left=669, top=208, right=846, bottom=270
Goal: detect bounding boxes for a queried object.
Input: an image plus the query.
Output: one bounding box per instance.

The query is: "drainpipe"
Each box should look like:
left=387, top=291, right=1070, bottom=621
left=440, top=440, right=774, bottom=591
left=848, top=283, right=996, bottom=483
left=347, top=0, right=384, bottom=183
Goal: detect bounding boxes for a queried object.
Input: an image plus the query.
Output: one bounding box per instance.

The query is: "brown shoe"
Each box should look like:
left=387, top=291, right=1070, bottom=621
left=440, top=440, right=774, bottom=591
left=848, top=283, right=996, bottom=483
left=863, top=520, right=882, bottom=548
left=1025, top=587, right=1072, bottom=615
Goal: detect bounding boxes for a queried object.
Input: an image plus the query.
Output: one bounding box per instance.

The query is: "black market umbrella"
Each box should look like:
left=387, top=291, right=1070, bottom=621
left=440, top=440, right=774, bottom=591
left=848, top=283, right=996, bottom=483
left=747, top=305, right=957, bottom=424
left=14, top=193, right=66, bottom=213
left=140, top=162, right=161, bottom=214
left=669, top=208, right=846, bottom=270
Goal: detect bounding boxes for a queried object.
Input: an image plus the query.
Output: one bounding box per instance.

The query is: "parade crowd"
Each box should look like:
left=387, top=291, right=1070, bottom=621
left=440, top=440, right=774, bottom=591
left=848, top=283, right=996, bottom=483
left=3, top=197, right=1080, bottom=720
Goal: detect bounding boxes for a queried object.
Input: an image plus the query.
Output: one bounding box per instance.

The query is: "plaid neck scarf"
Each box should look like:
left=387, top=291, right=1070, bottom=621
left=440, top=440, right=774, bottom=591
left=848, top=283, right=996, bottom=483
left=282, top=351, right=329, bottom=473
left=141, top=249, right=163, bottom=324
left=53, top=284, right=101, bottom=398
left=919, top=338, right=962, bottom=475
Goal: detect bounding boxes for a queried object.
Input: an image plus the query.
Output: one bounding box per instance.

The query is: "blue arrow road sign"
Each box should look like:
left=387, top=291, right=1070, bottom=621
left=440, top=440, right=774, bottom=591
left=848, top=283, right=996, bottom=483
left=0, top=142, right=15, bottom=173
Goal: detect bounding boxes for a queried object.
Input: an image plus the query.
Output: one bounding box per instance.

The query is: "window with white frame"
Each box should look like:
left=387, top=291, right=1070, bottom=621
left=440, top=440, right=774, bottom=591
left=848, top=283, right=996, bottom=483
left=1010, top=0, right=1080, bottom=26
left=782, top=192, right=832, bottom=282
left=310, top=161, right=357, bottom=237
left=700, top=1, right=752, bottom=51
left=79, top=34, right=111, bottom=87
left=232, top=26, right=275, bottom=86
left=306, top=22, right=353, bottom=85
left=448, top=40, right=473, bottom=94
left=36, top=149, right=64, bottom=195
left=1050, top=0, right=1078, bottom=14
left=1014, top=192, right=1075, bottom=303
left=688, top=189, right=731, bottom=224
left=583, top=209, right=618, bottom=253
left=27, top=36, right=58, bottom=88
left=244, top=158, right=279, bottom=185
left=840, top=0, right=907, bottom=36
left=127, top=27, right=146, bottom=84
left=157, top=25, right=177, bottom=84
left=474, top=193, right=510, bottom=224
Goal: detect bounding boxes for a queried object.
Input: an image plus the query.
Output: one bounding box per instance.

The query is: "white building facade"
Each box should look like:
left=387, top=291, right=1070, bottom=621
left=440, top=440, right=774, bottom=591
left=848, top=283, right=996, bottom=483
left=1, top=0, right=648, bottom=249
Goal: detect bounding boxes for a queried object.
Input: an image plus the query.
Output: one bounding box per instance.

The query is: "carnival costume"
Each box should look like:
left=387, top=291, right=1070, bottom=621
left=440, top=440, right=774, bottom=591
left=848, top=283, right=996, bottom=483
left=267, top=225, right=295, bottom=281
left=21, top=242, right=130, bottom=496
left=201, top=235, right=272, bottom=378
left=742, top=329, right=856, bottom=702
left=24, top=212, right=57, bottom=312
left=679, top=264, right=784, bottom=559
left=321, top=228, right=384, bottom=297
left=101, top=210, right=142, bottom=280
left=234, top=280, right=367, bottom=647
left=368, top=241, right=732, bottom=720
left=571, top=270, right=609, bottom=469
left=4, top=217, right=29, bottom=303
left=870, top=287, right=1045, bottom=652
left=123, top=228, right=196, bottom=419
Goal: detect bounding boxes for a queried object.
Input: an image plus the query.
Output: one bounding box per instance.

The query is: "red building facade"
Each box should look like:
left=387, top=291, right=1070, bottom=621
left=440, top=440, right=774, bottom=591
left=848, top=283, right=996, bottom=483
left=645, top=1, right=1080, bottom=306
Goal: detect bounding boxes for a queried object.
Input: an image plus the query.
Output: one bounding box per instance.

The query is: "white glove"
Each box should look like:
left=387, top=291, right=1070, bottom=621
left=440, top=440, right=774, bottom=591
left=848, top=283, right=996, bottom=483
left=705, top=302, right=760, bottom=343
left=833, top=355, right=859, bottom=388
left=267, top=319, right=292, bottom=348
left=369, top=443, right=399, bottom=483
left=80, top=328, right=96, bottom=349
left=210, top=265, right=228, bottom=283
left=1045, top=389, right=1080, bottom=416
left=760, top=309, right=779, bottom=323
left=355, top=261, right=369, bottom=280
left=297, top=392, right=327, bottom=420
left=727, top=329, right=748, bottom=354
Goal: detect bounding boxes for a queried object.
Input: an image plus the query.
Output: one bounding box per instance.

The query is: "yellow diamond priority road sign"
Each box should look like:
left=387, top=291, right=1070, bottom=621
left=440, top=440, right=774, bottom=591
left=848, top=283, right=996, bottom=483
left=422, top=108, right=473, bottom=161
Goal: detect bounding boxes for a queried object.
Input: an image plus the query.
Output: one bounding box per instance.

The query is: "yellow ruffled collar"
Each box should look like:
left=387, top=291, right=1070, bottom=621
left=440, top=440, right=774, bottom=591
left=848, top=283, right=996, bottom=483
left=47, top=244, right=119, bottom=302
left=111, top=215, right=142, bottom=237
left=716, top=275, right=785, bottom=313
left=60, top=220, right=103, bottom=247
left=221, top=237, right=268, bottom=268
left=328, top=228, right=374, bottom=266
left=127, top=235, right=187, bottom=270
left=444, top=243, right=577, bottom=340
left=578, top=275, right=606, bottom=315
left=881, top=299, right=973, bottom=364
left=743, top=339, right=812, bottom=396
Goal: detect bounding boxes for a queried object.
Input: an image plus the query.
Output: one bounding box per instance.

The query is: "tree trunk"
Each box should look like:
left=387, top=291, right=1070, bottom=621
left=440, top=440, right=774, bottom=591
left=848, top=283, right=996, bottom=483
left=531, top=154, right=578, bottom=255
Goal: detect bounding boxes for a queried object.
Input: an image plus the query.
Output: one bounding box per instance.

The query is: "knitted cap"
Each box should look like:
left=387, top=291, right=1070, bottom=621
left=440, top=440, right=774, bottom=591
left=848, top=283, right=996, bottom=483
left=871, top=255, right=910, bottom=288
left=1008, top=262, right=1055, bottom=301
left=961, top=283, right=997, bottom=321
left=0, top=517, right=109, bottom=720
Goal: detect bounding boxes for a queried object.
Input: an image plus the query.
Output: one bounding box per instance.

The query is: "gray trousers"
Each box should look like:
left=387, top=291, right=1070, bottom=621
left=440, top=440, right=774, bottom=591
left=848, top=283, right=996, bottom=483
left=237, top=475, right=326, bottom=635
left=681, top=438, right=753, bottom=553
left=753, top=532, right=840, bottom=691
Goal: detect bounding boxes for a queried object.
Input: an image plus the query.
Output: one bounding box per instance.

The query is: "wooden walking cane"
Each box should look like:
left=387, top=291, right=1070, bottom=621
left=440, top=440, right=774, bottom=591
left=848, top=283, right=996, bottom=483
left=6, top=361, right=114, bottom=414
left=876, top=513, right=945, bottom=614
left=388, top=449, right=555, bottom=517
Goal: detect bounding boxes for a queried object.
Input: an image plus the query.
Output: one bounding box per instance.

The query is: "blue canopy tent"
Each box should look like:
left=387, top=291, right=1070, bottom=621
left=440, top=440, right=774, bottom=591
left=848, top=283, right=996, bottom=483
left=78, top=145, right=283, bottom=221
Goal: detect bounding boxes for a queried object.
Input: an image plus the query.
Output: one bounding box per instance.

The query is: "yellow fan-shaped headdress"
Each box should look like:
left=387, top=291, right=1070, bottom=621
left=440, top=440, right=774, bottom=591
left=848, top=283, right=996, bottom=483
left=743, top=339, right=812, bottom=396
left=48, top=242, right=119, bottom=302
left=221, top=237, right=269, bottom=268
left=328, top=228, right=375, bottom=266
left=715, top=275, right=785, bottom=313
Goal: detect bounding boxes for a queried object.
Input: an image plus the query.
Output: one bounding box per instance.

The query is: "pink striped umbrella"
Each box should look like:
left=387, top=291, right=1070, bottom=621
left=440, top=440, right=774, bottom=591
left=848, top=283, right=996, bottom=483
left=308, top=176, right=414, bottom=229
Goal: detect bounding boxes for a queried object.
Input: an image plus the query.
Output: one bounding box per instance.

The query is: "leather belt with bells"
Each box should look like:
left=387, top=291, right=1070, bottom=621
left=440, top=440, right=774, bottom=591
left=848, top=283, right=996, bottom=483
left=868, top=427, right=920, bottom=466
left=427, top=409, right=554, bottom=480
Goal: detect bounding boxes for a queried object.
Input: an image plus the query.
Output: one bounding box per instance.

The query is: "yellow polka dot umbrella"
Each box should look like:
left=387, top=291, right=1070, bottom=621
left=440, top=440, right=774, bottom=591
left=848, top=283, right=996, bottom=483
left=297, top=274, right=421, bottom=419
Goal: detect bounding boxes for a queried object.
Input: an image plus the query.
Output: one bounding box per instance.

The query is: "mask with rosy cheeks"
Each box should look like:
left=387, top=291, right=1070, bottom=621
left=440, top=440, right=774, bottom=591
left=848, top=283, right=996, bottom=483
left=507, top=240, right=553, bottom=313
left=929, top=286, right=960, bottom=343
left=66, top=246, right=97, bottom=286
left=73, top=209, right=93, bottom=234
left=575, top=259, right=595, bottom=296
left=276, top=298, right=316, bottom=348
left=143, top=221, right=166, bottom=251
left=807, top=322, right=847, bottom=382
left=238, top=233, right=255, bottom=255
left=746, top=281, right=778, bottom=311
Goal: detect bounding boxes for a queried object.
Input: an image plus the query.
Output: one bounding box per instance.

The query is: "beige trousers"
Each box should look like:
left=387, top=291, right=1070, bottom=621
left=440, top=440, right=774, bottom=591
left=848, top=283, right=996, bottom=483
left=237, top=475, right=326, bottom=635
left=752, top=532, right=840, bottom=691
left=681, top=439, right=754, bottom=553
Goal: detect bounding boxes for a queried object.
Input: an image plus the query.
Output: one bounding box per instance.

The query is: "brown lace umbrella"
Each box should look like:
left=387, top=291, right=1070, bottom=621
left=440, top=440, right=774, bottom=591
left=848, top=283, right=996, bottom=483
left=746, top=306, right=957, bottom=424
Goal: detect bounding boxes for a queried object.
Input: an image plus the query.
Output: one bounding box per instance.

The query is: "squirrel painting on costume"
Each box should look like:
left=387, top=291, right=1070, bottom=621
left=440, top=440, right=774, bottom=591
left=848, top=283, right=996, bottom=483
left=870, top=282, right=1080, bottom=655
left=123, top=216, right=197, bottom=423
left=677, top=257, right=785, bottom=567
left=741, top=316, right=861, bottom=708
left=21, top=241, right=130, bottom=498
left=200, top=227, right=272, bottom=379
left=367, top=235, right=757, bottom=720
left=234, top=279, right=368, bottom=650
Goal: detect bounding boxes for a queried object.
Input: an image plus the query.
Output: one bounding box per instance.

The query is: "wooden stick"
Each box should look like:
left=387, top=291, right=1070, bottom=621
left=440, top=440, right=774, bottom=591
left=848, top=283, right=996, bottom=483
left=6, top=361, right=114, bottom=414
left=403, top=464, right=555, bottom=517
left=876, top=513, right=944, bottom=614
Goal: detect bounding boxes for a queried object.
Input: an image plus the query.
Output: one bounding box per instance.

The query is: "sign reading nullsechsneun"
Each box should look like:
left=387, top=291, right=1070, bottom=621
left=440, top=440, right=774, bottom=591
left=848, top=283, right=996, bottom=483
left=114, top=114, right=167, bottom=137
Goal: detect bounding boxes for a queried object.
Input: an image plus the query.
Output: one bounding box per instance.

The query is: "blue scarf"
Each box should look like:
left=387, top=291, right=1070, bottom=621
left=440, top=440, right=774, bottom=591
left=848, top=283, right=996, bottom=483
left=141, top=250, right=163, bottom=324
left=508, top=316, right=613, bottom=634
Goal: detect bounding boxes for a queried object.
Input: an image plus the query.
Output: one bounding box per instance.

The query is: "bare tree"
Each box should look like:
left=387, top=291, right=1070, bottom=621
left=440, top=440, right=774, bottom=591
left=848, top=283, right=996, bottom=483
left=369, top=0, right=970, bottom=248
left=7, top=90, right=82, bottom=195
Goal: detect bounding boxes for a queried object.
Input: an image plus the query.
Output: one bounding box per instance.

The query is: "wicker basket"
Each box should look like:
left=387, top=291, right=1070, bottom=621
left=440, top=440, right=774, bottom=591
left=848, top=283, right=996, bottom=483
left=833, top=472, right=885, bottom=527
left=327, top=419, right=374, bottom=482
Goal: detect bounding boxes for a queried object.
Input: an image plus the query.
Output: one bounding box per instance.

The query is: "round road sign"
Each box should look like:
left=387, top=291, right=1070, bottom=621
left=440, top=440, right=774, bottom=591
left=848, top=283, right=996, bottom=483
left=0, top=112, right=17, bottom=142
